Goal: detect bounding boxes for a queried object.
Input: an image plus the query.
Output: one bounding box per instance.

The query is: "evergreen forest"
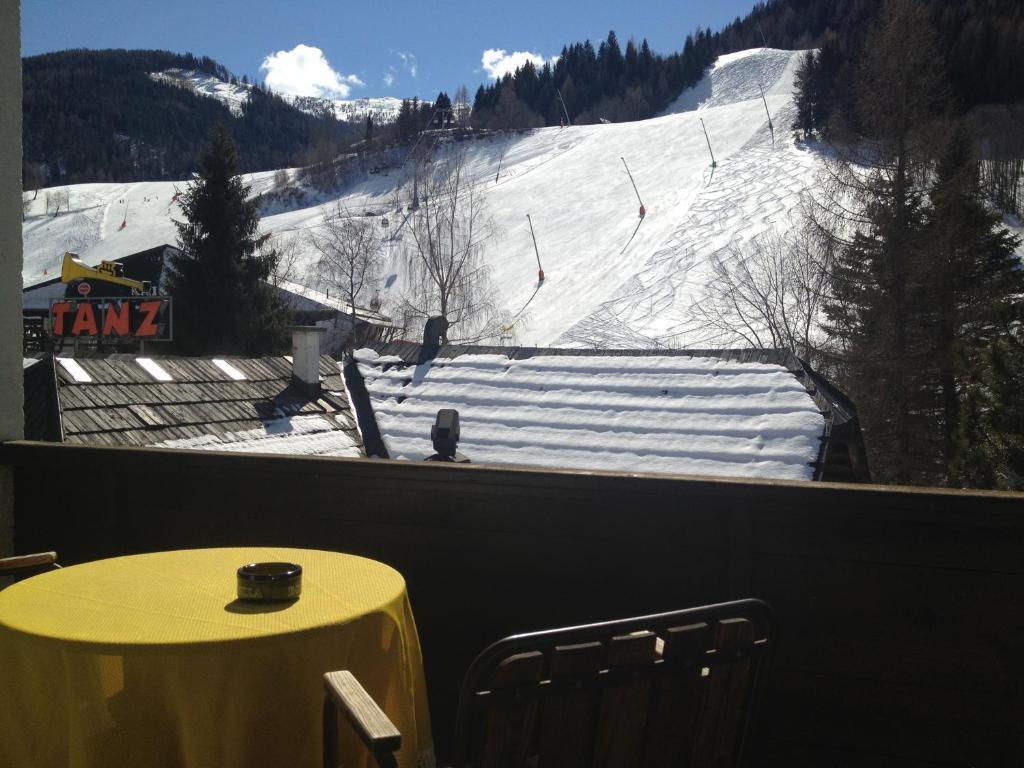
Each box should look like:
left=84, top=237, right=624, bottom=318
left=471, top=0, right=1024, bottom=130
left=22, top=49, right=357, bottom=186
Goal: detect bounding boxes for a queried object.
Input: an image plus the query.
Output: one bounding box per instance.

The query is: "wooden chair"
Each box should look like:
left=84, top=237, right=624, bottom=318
left=0, top=551, right=60, bottom=584
left=323, top=599, right=774, bottom=768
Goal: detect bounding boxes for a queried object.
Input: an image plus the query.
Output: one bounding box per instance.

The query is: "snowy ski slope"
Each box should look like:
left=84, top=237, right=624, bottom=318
left=19, top=49, right=856, bottom=347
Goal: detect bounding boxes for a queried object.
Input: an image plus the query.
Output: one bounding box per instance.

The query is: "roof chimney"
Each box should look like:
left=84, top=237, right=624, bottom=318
left=288, top=326, right=325, bottom=398
left=419, top=316, right=449, bottom=364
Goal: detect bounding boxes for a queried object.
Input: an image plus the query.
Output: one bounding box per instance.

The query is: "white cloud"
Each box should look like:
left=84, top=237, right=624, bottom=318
left=260, top=44, right=363, bottom=99
left=383, top=70, right=395, bottom=88
left=481, top=48, right=550, bottom=80
left=396, top=51, right=418, bottom=78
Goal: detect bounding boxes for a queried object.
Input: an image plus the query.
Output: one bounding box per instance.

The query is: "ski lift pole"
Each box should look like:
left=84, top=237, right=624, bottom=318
left=699, top=118, right=717, bottom=169
left=527, top=214, right=544, bottom=282
left=620, top=157, right=646, bottom=217
left=556, top=88, right=572, bottom=127
left=759, top=83, right=775, bottom=146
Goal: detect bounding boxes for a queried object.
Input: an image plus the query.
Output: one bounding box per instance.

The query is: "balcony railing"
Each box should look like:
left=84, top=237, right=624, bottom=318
left=3, top=439, right=1023, bottom=765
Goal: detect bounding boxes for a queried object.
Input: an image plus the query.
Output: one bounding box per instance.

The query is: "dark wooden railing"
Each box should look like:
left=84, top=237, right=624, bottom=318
left=3, top=440, right=1023, bottom=766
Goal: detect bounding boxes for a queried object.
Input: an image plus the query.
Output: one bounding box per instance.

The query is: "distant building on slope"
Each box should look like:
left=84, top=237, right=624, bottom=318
left=22, top=244, right=397, bottom=357
left=23, top=244, right=175, bottom=317
left=22, top=244, right=177, bottom=355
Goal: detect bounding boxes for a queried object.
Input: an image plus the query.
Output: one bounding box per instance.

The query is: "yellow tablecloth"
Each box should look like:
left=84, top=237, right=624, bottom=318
left=0, top=547, right=433, bottom=768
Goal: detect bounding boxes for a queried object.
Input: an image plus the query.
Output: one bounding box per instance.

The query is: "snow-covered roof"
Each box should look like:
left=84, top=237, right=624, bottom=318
left=153, top=413, right=362, bottom=458
left=353, top=346, right=829, bottom=481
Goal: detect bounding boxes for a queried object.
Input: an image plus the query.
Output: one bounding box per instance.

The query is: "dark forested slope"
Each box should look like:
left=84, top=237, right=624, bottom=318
left=22, top=49, right=356, bottom=186
left=472, top=0, right=1023, bottom=130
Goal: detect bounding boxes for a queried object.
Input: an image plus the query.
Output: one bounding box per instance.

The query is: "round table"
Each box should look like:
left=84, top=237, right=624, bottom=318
left=0, top=547, right=434, bottom=768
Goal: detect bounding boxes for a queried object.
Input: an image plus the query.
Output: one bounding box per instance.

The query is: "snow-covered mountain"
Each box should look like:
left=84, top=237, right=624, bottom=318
left=149, top=69, right=252, bottom=116
left=287, top=95, right=405, bottom=125
left=149, top=69, right=404, bottom=124
left=28, top=49, right=1022, bottom=348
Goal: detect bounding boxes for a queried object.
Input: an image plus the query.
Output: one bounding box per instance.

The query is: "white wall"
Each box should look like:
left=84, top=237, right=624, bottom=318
left=0, top=0, right=24, bottom=555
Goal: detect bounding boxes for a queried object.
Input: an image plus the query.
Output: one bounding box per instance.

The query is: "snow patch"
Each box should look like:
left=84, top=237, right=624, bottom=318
left=153, top=413, right=362, bottom=457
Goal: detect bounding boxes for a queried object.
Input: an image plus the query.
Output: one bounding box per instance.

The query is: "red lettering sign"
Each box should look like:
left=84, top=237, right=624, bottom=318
left=52, top=302, right=72, bottom=336
left=50, top=297, right=172, bottom=341
left=135, top=300, right=162, bottom=338
left=102, top=301, right=130, bottom=336
left=71, top=303, right=99, bottom=336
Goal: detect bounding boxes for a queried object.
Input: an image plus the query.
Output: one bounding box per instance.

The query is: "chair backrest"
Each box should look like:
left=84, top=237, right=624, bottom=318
left=0, top=552, right=59, bottom=586
left=452, top=599, right=774, bottom=768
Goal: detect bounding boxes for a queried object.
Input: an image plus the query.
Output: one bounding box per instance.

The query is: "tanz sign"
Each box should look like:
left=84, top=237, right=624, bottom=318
left=50, top=297, right=172, bottom=340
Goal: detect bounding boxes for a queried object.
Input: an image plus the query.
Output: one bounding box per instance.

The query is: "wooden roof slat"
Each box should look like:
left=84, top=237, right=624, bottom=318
left=227, top=359, right=268, bottom=380
left=262, top=356, right=293, bottom=378
left=95, top=407, right=146, bottom=432
left=58, top=388, right=91, bottom=410
left=60, top=410, right=97, bottom=434
left=44, top=352, right=362, bottom=453
left=128, top=403, right=167, bottom=428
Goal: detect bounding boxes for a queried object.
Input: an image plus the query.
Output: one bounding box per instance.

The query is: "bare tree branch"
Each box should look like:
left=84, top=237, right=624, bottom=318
left=400, top=149, right=503, bottom=343
left=308, top=202, right=385, bottom=357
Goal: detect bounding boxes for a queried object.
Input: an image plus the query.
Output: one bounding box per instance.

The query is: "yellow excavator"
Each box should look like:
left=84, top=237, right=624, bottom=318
left=60, top=251, right=148, bottom=292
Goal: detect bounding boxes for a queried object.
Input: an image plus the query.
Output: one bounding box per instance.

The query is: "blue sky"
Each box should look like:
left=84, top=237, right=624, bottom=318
left=22, top=0, right=759, bottom=100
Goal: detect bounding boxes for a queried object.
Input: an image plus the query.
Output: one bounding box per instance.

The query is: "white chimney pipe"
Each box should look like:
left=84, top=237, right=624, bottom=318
left=288, top=326, right=325, bottom=396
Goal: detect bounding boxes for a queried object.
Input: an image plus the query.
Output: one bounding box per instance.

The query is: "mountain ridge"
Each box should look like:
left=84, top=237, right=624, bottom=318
left=22, top=49, right=357, bottom=186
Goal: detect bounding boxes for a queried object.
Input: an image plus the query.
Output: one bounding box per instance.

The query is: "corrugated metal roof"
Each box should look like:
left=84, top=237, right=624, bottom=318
left=52, top=353, right=362, bottom=456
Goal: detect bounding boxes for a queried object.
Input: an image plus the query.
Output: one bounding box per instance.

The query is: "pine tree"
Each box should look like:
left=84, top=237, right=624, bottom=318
left=955, top=308, right=1024, bottom=490
left=169, top=124, right=288, bottom=355
left=927, top=126, right=1023, bottom=480
left=432, top=92, right=452, bottom=127
left=396, top=99, right=414, bottom=141
left=454, top=85, right=471, bottom=128
left=792, top=50, right=818, bottom=137
left=820, top=0, right=952, bottom=484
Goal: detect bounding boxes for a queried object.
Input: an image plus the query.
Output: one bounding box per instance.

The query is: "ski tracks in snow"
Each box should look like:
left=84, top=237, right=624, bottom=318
left=557, top=102, right=819, bottom=348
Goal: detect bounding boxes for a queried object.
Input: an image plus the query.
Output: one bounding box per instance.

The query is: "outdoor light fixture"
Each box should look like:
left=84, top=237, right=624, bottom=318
left=426, top=408, right=470, bottom=463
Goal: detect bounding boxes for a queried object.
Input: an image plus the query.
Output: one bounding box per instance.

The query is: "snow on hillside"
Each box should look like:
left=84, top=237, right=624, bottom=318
left=149, top=69, right=404, bottom=124
left=149, top=69, right=251, bottom=116
left=287, top=95, right=405, bottom=124
left=663, top=48, right=794, bottom=114
left=23, top=49, right=877, bottom=348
